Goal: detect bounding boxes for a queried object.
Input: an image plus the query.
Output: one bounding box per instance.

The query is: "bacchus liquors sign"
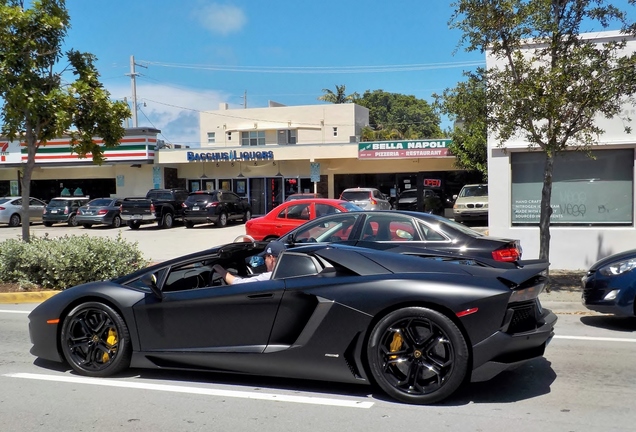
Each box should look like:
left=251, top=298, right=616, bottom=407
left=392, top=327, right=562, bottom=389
left=358, top=139, right=451, bottom=159
left=187, top=150, right=274, bottom=162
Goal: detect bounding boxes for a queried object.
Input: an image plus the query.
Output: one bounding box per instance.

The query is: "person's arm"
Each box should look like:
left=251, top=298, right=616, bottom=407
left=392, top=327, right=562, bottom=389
left=213, top=264, right=240, bottom=284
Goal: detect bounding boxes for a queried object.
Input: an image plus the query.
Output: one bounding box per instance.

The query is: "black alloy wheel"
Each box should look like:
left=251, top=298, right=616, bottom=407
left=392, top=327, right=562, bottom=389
left=68, top=214, right=78, bottom=227
left=9, top=213, right=21, bottom=227
left=160, top=213, right=174, bottom=229
left=60, top=302, right=131, bottom=377
left=367, top=307, right=468, bottom=404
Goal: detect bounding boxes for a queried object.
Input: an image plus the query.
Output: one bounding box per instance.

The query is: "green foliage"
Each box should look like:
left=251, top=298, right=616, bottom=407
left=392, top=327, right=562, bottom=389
left=356, top=90, right=443, bottom=140
left=0, top=233, right=149, bottom=289
left=449, top=0, right=636, bottom=262
left=317, top=84, right=359, bottom=104
left=434, top=69, right=488, bottom=179
left=0, top=0, right=131, bottom=241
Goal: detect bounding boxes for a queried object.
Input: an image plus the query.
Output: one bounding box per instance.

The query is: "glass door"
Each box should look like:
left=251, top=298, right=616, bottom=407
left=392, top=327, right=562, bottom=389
left=267, top=177, right=283, bottom=212
left=249, top=178, right=265, bottom=216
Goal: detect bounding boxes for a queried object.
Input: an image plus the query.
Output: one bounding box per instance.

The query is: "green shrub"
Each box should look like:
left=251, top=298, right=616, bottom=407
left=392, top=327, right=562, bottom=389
left=0, top=233, right=149, bottom=290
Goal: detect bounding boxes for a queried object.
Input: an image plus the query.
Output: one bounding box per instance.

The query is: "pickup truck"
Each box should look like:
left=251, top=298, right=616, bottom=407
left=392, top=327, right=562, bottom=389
left=120, top=188, right=189, bottom=229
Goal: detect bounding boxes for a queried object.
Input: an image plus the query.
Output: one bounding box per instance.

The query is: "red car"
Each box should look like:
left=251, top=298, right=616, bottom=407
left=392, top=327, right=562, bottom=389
left=245, top=198, right=361, bottom=241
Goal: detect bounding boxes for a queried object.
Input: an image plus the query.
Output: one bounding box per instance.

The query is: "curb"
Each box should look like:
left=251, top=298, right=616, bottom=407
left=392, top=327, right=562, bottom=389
left=0, top=291, right=59, bottom=304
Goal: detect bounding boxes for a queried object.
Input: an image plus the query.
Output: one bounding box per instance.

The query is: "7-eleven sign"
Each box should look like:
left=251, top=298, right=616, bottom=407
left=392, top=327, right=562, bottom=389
left=0, top=142, right=9, bottom=162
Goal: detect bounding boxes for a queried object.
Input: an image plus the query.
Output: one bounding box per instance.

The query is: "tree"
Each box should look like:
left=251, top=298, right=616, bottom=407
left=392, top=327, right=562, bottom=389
left=450, top=0, right=636, bottom=263
left=317, top=84, right=359, bottom=104
left=356, top=90, right=443, bottom=140
left=0, top=0, right=130, bottom=242
left=434, top=68, right=488, bottom=179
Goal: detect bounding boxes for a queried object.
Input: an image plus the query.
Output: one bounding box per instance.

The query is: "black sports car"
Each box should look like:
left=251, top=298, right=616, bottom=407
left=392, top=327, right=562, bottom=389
left=275, top=210, right=522, bottom=262
left=28, top=240, right=556, bottom=404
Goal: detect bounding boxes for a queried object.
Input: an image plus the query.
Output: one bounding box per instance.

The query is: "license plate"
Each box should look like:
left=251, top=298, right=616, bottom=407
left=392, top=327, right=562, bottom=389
left=51, top=210, right=58, bottom=214
left=192, top=206, right=199, bottom=211
left=132, top=215, right=141, bottom=220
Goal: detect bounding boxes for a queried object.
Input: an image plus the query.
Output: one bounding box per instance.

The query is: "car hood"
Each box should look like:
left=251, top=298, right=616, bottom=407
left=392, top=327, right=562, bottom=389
left=589, top=248, right=636, bottom=271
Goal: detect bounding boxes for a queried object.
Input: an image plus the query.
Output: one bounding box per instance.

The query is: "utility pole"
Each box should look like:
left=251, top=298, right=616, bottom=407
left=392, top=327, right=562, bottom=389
left=127, top=55, right=147, bottom=127
left=241, top=90, right=247, bottom=109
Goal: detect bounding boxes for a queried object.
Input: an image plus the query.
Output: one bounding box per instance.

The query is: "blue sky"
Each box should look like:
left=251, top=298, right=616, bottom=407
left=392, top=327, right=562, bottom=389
left=60, top=0, right=631, bottom=147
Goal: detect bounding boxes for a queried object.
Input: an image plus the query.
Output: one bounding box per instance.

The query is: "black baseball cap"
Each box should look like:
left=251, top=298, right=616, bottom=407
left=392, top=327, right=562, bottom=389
left=264, top=241, right=285, bottom=257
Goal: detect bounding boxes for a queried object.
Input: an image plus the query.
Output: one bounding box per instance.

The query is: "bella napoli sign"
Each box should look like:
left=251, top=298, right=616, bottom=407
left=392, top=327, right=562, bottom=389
left=187, top=150, right=274, bottom=162
left=358, top=139, right=451, bottom=159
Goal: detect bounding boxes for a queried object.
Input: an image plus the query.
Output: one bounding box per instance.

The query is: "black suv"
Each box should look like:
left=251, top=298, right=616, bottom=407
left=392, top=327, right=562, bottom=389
left=43, top=197, right=90, bottom=227
left=183, top=190, right=252, bottom=228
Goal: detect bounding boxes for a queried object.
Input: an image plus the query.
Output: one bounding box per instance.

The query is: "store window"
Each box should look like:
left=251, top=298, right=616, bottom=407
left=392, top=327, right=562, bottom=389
left=241, top=131, right=265, bottom=146
left=277, top=129, right=297, bottom=144
left=207, top=132, right=215, bottom=144
left=333, top=127, right=338, bottom=137
left=511, top=149, right=633, bottom=225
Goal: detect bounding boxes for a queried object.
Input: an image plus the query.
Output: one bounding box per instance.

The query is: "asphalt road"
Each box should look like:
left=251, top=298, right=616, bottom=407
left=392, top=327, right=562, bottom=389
left=1, top=304, right=635, bottom=432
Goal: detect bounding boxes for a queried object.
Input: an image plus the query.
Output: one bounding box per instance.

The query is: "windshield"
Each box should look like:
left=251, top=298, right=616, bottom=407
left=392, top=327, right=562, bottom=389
left=48, top=200, right=70, bottom=208
left=341, top=191, right=371, bottom=201
left=399, top=190, right=418, bottom=199
left=458, top=185, right=488, bottom=198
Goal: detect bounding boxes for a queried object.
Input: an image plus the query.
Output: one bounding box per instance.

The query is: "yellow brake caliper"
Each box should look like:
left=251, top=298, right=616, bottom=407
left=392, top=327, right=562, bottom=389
left=389, top=332, right=403, bottom=360
left=102, top=328, right=118, bottom=363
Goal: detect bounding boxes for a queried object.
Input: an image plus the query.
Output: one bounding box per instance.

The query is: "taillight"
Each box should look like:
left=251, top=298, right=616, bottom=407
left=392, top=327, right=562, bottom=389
left=0, top=207, right=5, bottom=211
left=98, top=209, right=108, bottom=215
left=492, top=246, right=521, bottom=262
left=182, top=202, right=187, bottom=208
left=119, top=204, right=123, bottom=212
left=150, top=203, right=155, bottom=213
left=64, top=207, right=69, bottom=215
left=370, top=199, right=377, bottom=205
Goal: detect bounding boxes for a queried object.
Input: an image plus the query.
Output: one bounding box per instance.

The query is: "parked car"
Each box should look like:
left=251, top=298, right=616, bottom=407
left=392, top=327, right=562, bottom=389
left=42, top=197, right=90, bottom=227
left=582, top=248, right=636, bottom=316
left=284, top=193, right=324, bottom=201
left=0, top=196, right=47, bottom=227
left=76, top=198, right=124, bottom=228
left=120, top=188, right=189, bottom=230
left=277, top=210, right=522, bottom=262
left=396, top=188, right=444, bottom=215
left=183, top=190, right=251, bottom=228
left=339, top=187, right=392, bottom=210
left=245, top=198, right=361, bottom=241
left=28, top=240, right=556, bottom=405
left=453, top=184, right=488, bottom=223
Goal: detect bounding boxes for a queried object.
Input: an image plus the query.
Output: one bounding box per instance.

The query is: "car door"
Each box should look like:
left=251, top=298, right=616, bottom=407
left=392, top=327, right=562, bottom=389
left=133, top=257, right=286, bottom=353
left=224, top=192, right=241, bottom=220
left=29, top=198, right=46, bottom=222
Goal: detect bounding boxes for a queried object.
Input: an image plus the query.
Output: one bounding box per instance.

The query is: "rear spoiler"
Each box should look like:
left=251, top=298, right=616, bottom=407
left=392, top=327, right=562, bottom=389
left=496, top=260, right=550, bottom=287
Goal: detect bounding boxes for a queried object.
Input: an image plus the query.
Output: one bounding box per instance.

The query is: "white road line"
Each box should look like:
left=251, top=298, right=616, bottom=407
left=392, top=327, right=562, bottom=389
left=3, top=373, right=374, bottom=408
left=554, top=335, right=636, bottom=343
left=0, top=310, right=29, bottom=314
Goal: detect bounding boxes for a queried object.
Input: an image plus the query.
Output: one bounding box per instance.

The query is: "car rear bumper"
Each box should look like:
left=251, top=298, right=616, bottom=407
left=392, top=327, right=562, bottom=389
left=76, top=215, right=112, bottom=224
left=43, top=215, right=71, bottom=223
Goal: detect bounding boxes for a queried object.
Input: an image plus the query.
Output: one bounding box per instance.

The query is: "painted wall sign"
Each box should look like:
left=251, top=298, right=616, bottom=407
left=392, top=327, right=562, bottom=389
left=358, top=139, right=451, bottom=159
left=187, top=150, right=274, bottom=162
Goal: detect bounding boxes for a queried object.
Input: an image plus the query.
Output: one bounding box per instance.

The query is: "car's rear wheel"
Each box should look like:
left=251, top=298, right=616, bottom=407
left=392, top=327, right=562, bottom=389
left=243, top=210, right=252, bottom=222
left=367, top=307, right=468, bottom=405
left=82, top=223, right=92, bottom=229
left=60, top=302, right=131, bottom=377
left=185, top=220, right=194, bottom=228
left=128, top=221, right=141, bottom=230
left=160, top=213, right=174, bottom=229
left=68, top=214, right=78, bottom=227
left=44, top=222, right=53, bottom=227
left=8, top=213, right=21, bottom=227
left=217, top=212, right=228, bottom=227
left=111, top=215, right=122, bottom=228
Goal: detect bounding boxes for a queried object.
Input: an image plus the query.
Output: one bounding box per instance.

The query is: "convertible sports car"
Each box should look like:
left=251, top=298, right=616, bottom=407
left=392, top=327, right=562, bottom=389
left=28, top=240, right=556, bottom=405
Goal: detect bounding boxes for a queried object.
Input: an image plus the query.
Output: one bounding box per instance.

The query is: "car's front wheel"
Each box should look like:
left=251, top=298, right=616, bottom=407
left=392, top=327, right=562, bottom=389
left=366, top=307, right=468, bottom=405
left=60, top=302, right=132, bottom=377
left=8, top=213, right=21, bottom=227
left=68, top=214, right=78, bottom=227
left=217, top=212, right=228, bottom=227
left=160, top=213, right=174, bottom=229
left=111, top=215, right=122, bottom=228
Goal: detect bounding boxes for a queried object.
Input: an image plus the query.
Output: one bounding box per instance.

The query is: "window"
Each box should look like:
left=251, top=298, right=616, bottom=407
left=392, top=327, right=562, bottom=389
left=241, top=131, right=265, bottom=146
left=273, top=254, right=319, bottom=279
left=333, top=127, right=338, bottom=137
left=362, top=214, right=422, bottom=241
left=511, top=149, right=633, bottom=225
left=315, top=204, right=341, bottom=217
left=285, top=203, right=311, bottom=220
left=227, top=132, right=232, bottom=141
left=207, top=132, right=215, bottom=144
left=277, top=129, right=297, bottom=145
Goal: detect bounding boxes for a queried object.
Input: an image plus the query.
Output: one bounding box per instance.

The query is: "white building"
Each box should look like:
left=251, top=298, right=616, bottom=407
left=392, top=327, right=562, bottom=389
left=487, top=30, right=636, bottom=270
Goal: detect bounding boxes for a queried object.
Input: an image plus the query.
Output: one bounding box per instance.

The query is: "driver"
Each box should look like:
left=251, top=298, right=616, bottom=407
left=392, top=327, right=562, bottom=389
left=213, top=241, right=285, bottom=285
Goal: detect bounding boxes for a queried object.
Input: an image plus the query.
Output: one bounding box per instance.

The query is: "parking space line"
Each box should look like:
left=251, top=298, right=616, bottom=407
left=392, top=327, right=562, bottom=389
left=3, top=373, right=374, bottom=408
left=554, top=335, right=636, bottom=343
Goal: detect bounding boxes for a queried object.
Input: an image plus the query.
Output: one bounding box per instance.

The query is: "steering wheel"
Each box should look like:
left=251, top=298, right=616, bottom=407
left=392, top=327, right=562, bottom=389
left=210, top=270, right=227, bottom=286
left=234, top=234, right=256, bottom=244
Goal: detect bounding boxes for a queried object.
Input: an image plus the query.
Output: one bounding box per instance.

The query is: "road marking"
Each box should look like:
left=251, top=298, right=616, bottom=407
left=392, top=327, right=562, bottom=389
left=0, top=310, right=29, bottom=314
left=3, top=373, right=374, bottom=408
left=554, top=335, right=636, bottom=343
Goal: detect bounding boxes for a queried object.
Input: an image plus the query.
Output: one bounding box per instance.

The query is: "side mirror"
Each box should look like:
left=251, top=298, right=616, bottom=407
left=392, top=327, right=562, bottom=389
left=142, top=273, right=163, bottom=300
left=287, top=232, right=296, bottom=245
left=452, top=194, right=458, bottom=200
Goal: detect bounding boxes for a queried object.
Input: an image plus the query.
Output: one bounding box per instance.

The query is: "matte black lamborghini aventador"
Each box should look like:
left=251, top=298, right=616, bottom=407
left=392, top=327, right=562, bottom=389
left=28, top=240, right=557, bottom=404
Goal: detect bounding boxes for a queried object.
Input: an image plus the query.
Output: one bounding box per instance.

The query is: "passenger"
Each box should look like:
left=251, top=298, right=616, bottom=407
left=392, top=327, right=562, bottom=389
left=213, top=241, right=285, bottom=285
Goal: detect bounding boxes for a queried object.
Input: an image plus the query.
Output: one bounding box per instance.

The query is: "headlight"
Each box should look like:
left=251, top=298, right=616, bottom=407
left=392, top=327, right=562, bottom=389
left=454, top=204, right=466, bottom=209
left=599, top=258, right=636, bottom=276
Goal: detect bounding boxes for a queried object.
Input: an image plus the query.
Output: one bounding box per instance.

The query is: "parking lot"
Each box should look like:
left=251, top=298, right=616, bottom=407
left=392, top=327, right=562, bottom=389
left=0, top=222, right=249, bottom=263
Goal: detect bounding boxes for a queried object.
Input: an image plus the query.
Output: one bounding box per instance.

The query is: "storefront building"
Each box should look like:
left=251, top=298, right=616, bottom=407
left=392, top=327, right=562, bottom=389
left=487, top=30, right=636, bottom=270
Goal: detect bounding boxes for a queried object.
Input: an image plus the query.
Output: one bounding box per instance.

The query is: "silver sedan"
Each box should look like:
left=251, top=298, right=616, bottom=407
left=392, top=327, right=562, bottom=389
left=0, top=196, right=46, bottom=227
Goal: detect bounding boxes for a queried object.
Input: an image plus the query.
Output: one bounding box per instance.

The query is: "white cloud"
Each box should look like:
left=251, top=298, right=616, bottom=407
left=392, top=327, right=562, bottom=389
left=106, top=83, right=230, bottom=148
left=194, top=3, right=247, bottom=36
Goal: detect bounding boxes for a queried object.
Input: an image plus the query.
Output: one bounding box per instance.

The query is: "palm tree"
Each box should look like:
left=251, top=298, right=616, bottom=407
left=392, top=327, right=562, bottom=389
left=317, top=85, right=359, bottom=104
